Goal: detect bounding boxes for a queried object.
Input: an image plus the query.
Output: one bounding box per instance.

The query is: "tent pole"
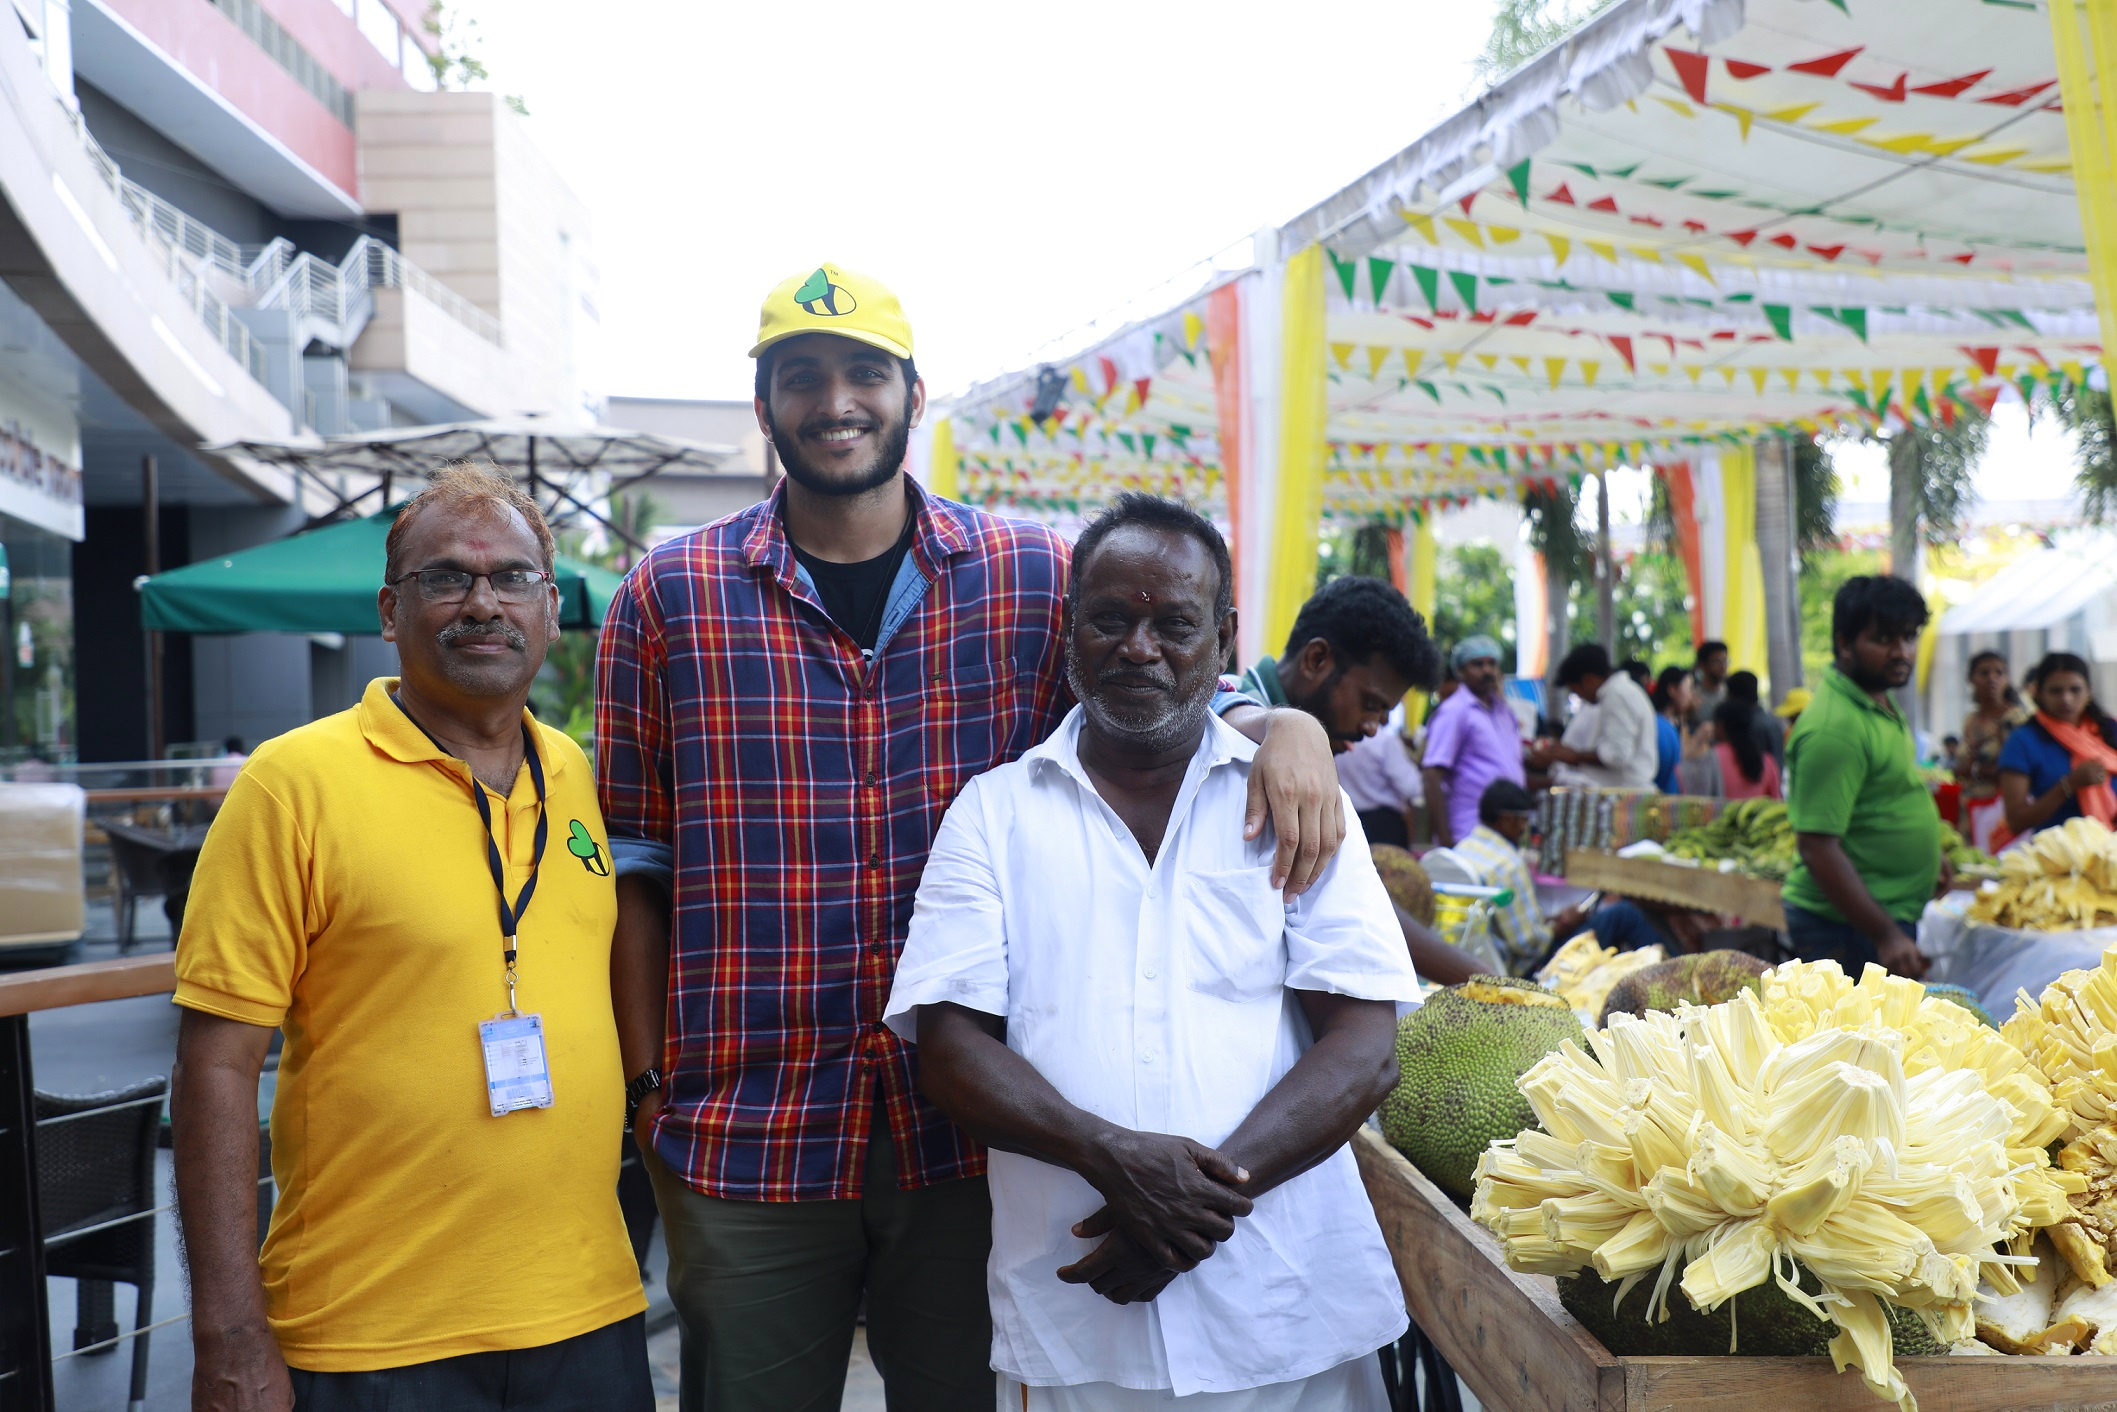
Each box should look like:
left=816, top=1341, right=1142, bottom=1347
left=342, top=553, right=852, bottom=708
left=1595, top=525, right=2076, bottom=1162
left=1594, top=467, right=1615, bottom=653
left=143, top=455, right=165, bottom=761
left=527, top=437, right=539, bottom=510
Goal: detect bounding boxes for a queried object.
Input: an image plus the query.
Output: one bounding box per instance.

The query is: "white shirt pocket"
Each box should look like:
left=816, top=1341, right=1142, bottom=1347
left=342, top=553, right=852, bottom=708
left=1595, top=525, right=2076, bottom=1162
left=1178, top=866, right=1289, bottom=1003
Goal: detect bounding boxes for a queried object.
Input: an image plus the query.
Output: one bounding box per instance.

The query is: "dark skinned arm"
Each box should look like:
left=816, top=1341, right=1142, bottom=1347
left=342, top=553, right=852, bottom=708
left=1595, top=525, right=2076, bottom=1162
left=1396, top=903, right=1480, bottom=984
left=914, top=1001, right=1253, bottom=1272
left=612, top=874, right=672, bottom=1149
left=173, top=1010, right=292, bottom=1412
left=1221, top=704, right=1343, bottom=897
left=1062, top=992, right=1400, bottom=1304
left=2001, top=764, right=2107, bottom=836
left=1794, top=832, right=1926, bottom=979
left=1420, top=766, right=1454, bottom=847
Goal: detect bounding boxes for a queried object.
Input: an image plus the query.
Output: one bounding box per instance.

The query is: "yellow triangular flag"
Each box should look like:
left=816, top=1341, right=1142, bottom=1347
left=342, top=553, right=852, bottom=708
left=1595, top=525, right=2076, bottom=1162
left=1543, top=233, right=1572, bottom=265
left=1685, top=365, right=1703, bottom=385
left=1781, top=368, right=1802, bottom=392
left=1812, top=369, right=1834, bottom=390
left=1475, top=353, right=1498, bottom=370
left=1763, top=103, right=1819, bottom=124
left=2064, top=359, right=2087, bottom=386
left=1964, top=146, right=2029, bottom=167
left=1749, top=368, right=1769, bottom=394
left=1487, top=225, right=1521, bottom=244
left=1183, top=311, right=1203, bottom=349
left=1403, top=349, right=1423, bottom=379
left=1871, top=369, right=1895, bottom=400
left=1656, top=96, right=1697, bottom=117
left=1331, top=342, right=1355, bottom=370
left=1581, top=361, right=1600, bottom=388
left=1587, top=241, right=1620, bottom=264
left=1070, top=366, right=1091, bottom=394
left=1366, top=345, right=1391, bottom=377
left=1674, top=252, right=1714, bottom=283
left=1721, top=367, right=1740, bottom=386
left=1545, top=358, right=1567, bottom=390
left=1403, top=212, right=1439, bottom=242
left=1510, top=355, right=1532, bottom=374
left=1628, top=245, right=1664, bottom=264
left=1442, top=351, right=1463, bottom=374
left=1901, top=368, right=1925, bottom=401
left=1649, top=363, right=1671, bottom=377
left=1716, top=104, right=1755, bottom=141
left=1443, top=218, right=1486, bottom=248
left=1813, top=116, right=1878, bottom=137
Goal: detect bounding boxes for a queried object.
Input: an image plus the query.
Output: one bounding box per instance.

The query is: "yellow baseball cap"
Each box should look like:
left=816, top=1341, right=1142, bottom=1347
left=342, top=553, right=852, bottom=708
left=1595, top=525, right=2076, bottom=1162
left=1774, top=687, right=1813, bottom=717
left=749, top=263, right=913, bottom=361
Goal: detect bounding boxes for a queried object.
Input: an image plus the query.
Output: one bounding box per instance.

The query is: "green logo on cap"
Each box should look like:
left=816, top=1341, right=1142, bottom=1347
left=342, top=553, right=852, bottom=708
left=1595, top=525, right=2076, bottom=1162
left=794, top=267, right=857, bottom=317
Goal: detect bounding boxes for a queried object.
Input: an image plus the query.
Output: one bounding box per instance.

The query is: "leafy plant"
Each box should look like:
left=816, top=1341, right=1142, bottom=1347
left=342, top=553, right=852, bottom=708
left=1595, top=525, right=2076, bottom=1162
left=1432, top=543, right=1519, bottom=672
left=2052, top=384, right=2117, bottom=521
left=533, top=491, right=660, bottom=746
left=1477, top=0, right=1621, bottom=77
left=422, top=2, right=489, bottom=89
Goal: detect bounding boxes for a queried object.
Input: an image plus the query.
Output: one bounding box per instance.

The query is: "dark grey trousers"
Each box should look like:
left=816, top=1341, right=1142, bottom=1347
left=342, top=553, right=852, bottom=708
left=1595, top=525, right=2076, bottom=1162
left=288, top=1312, right=651, bottom=1412
left=647, top=1116, right=993, bottom=1412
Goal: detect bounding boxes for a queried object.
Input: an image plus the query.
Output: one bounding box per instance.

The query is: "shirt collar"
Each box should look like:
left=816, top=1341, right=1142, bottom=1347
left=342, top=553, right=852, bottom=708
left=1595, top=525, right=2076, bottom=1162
left=1245, top=657, right=1289, bottom=707
left=1824, top=666, right=1899, bottom=720
left=355, top=677, right=567, bottom=780
left=1025, top=703, right=1256, bottom=791
left=739, top=475, right=974, bottom=588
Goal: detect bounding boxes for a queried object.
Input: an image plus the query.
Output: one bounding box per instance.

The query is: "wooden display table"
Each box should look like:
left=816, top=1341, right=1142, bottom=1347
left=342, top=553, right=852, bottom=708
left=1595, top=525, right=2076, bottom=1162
left=1564, top=849, right=1787, bottom=929
left=1354, top=1127, right=2111, bottom=1410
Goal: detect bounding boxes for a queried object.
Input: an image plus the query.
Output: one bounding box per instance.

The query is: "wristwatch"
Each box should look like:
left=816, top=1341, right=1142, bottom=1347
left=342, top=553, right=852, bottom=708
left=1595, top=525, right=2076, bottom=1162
left=624, top=1067, right=664, bottom=1131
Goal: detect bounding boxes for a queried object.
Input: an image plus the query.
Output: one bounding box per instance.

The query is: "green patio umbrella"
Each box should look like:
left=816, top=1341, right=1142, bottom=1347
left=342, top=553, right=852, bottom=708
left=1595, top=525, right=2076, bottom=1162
left=139, top=510, right=625, bottom=634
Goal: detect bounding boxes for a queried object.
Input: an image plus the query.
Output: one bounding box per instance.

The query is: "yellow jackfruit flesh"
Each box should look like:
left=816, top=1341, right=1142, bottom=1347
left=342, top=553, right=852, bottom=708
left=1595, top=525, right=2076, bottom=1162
left=1473, top=962, right=2073, bottom=1412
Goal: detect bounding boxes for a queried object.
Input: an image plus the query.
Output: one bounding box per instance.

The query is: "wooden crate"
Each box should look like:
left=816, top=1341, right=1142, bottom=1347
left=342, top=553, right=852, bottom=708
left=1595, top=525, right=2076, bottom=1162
left=1564, top=849, right=1787, bottom=929
left=1354, top=1128, right=2115, bottom=1411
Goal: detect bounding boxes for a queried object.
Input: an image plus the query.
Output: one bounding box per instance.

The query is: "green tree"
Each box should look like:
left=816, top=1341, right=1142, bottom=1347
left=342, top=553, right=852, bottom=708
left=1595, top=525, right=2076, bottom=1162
left=1572, top=550, right=1691, bottom=665
left=2052, top=383, right=2117, bottom=521
left=1798, top=546, right=1887, bottom=683
left=1432, top=543, right=1518, bottom=672
left=1479, top=0, right=1621, bottom=77
left=534, top=491, right=659, bottom=745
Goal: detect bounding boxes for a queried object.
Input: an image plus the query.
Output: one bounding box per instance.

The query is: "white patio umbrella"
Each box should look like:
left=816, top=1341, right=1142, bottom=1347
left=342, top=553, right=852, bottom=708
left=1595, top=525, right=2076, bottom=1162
left=207, top=417, right=742, bottom=554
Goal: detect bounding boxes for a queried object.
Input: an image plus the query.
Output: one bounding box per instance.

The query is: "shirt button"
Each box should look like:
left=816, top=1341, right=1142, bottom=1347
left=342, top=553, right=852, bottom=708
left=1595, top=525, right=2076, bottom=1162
left=1143, top=968, right=1157, bottom=980
left=1146, top=884, right=1160, bottom=899
left=864, top=771, right=878, bottom=786
left=1140, top=1052, right=1154, bottom=1065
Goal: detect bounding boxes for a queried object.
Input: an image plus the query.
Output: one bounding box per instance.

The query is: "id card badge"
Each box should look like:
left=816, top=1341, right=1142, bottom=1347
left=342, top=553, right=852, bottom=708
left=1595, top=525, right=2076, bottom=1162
left=479, top=1013, right=555, bottom=1116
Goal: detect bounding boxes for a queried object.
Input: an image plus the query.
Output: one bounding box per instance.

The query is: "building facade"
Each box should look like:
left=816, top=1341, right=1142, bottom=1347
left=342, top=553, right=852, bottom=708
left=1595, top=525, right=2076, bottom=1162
left=0, top=0, right=600, bottom=762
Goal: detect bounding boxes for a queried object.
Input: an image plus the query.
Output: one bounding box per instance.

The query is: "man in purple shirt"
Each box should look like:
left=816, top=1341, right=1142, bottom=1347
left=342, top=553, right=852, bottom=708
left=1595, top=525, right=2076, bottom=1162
left=1420, top=636, right=1526, bottom=847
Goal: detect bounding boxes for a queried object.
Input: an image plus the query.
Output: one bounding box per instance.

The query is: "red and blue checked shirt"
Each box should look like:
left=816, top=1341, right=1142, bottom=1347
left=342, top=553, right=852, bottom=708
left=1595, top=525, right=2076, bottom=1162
left=595, top=480, right=1072, bottom=1200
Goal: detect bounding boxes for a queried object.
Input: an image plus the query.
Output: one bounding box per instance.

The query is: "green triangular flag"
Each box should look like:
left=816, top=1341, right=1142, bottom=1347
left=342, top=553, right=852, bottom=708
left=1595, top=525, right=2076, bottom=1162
left=1912, top=384, right=1933, bottom=419
left=1117, top=432, right=1137, bottom=454
left=1483, top=384, right=1507, bottom=405
left=1415, top=380, right=1441, bottom=403
left=1328, top=250, right=1359, bottom=301
left=1607, top=291, right=1636, bottom=312
left=1996, top=309, right=2037, bottom=331
left=1505, top=159, right=1532, bottom=206
left=1449, top=270, right=1479, bottom=313
left=1368, top=256, right=1396, bottom=304
left=1763, top=304, right=1792, bottom=340
left=1011, top=421, right=1028, bottom=447
left=1409, top=265, right=1441, bottom=310
left=1141, top=434, right=1156, bottom=458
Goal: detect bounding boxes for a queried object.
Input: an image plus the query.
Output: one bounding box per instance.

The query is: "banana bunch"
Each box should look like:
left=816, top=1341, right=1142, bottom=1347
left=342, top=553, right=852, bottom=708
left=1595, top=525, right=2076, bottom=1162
left=1665, top=799, right=1797, bottom=881
left=1969, top=818, right=2117, bottom=931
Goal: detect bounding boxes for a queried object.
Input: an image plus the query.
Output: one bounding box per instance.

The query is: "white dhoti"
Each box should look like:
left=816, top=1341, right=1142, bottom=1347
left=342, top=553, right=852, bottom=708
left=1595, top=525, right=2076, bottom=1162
left=997, top=1353, right=1389, bottom=1411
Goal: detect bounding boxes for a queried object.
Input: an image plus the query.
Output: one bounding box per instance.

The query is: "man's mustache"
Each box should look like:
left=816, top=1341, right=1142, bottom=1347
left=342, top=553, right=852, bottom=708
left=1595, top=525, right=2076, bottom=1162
left=1099, top=670, right=1174, bottom=693
left=438, top=621, right=527, bottom=651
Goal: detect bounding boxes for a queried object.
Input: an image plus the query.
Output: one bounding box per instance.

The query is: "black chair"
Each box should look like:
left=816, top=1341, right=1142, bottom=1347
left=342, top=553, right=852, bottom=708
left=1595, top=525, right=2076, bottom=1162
left=36, top=1076, right=168, bottom=1412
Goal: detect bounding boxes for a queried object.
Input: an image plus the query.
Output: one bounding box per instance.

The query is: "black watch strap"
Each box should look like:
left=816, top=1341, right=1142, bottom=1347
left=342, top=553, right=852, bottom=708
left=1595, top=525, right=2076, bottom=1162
left=626, top=1067, right=664, bottom=1109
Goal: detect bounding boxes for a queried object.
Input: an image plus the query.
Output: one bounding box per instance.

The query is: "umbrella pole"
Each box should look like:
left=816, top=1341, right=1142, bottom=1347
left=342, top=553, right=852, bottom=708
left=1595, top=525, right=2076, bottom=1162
left=527, top=436, right=538, bottom=510
left=142, top=455, right=165, bottom=760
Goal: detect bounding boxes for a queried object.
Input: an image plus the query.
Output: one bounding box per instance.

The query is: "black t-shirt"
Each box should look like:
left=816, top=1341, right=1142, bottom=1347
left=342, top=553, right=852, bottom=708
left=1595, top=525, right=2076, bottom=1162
left=790, top=514, right=915, bottom=651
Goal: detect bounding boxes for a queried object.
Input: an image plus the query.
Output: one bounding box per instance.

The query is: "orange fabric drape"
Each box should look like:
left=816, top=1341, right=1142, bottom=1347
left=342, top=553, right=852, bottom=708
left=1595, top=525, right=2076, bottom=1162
left=2036, top=712, right=2117, bottom=827
left=1206, top=282, right=1245, bottom=593
left=1662, top=462, right=1706, bottom=648
left=1384, top=526, right=1406, bottom=594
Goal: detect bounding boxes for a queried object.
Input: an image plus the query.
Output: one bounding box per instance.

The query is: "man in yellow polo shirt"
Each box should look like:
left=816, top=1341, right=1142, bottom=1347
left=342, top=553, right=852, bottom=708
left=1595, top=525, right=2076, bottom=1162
left=171, top=461, right=647, bottom=1411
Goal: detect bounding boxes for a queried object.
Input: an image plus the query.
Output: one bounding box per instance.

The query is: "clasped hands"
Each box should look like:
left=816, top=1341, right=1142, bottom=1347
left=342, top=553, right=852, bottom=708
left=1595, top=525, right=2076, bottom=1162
left=1057, top=1128, right=1252, bottom=1307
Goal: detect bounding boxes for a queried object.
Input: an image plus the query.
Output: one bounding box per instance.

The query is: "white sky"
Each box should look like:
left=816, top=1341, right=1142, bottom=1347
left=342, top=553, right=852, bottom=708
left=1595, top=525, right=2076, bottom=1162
left=457, top=0, right=1491, bottom=402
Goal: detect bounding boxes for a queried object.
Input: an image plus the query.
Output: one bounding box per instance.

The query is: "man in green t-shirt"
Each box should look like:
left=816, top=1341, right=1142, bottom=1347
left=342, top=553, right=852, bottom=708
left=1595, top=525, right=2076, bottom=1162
left=1782, top=575, right=1951, bottom=977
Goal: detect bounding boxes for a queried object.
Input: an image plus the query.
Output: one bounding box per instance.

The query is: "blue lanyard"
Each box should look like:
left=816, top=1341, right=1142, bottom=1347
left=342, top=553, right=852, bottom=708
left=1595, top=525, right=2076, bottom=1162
left=393, top=694, right=548, bottom=1011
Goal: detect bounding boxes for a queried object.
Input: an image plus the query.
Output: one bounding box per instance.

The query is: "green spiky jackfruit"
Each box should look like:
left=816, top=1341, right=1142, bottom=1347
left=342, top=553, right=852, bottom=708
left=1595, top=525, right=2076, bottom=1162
left=1379, top=976, right=1582, bottom=1199
left=1923, top=982, right=1998, bottom=1029
left=1558, top=1266, right=1947, bottom=1359
left=1597, top=949, right=1770, bottom=1027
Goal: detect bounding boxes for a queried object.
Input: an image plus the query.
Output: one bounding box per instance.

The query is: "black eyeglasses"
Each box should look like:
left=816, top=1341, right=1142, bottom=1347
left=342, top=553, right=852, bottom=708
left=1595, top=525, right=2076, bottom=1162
left=389, top=569, right=555, bottom=604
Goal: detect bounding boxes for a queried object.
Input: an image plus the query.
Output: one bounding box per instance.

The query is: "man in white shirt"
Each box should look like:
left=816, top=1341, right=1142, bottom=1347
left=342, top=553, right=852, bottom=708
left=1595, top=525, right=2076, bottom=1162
left=1534, top=643, right=1660, bottom=790
left=884, top=493, right=1416, bottom=1410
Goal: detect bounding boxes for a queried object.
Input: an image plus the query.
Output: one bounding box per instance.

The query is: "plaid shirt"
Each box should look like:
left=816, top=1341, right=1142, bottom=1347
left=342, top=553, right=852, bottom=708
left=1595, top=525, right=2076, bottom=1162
left=596, top=481, right=1071, bottom=1201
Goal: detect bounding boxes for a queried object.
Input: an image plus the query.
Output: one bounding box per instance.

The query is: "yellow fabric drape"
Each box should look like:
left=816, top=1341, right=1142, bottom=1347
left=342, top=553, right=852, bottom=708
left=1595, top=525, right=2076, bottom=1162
left=1404, top=515, right=1438, bottom=719
left=2051, top=0, right=2117, bottom=362
left=1264, top=246, right=1329, bottom=655
left=928, top=417, right=959, bottom=501
left=1719, top=445, right=1769, bottom=685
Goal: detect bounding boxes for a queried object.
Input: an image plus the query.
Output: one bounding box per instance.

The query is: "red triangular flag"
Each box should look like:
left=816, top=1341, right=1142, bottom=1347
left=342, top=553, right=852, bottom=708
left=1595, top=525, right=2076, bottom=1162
left=1911, top=69, right=1991, bottom=98
left=1459, top=193, right=1477, bottom=217
left=1133, top=378, right=1151, bottom=406
left=1979, top=79, right=2056, bottom=107
left=1727, top=229, right=1759, bottom=247
left=1768, top=233, right=1798, bottom=249
left=1665, top=47, right=1711, bottom=104
left=1724, top=58, right=1771, bottom=80
left=1788, top=46, right=1863, bottom=77
left=1587, top=196, right=1620, bottom=214
left=1546, top=183, right=1577, bottom=205
left=1609, top=335, right=1636, bottom=371
left=1949, top=253, right=1976, bottom=265
left=1962, top=346, right=2000, bottom=376
left=1850, top=72, right=1908, bottom=103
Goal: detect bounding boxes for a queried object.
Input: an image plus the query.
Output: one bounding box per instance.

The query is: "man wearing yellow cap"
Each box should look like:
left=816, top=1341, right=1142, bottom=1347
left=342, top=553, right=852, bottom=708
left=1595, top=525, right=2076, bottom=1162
left=595, top=265, right=1345, bottom=1410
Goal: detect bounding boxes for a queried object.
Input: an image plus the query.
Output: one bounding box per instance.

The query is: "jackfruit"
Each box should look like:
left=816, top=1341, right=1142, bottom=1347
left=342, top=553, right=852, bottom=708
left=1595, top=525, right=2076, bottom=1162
left=2004, top=947, right=2117, bottom=1288
left=1536, top=934, right=1665, bottom=1017
left=1380, top=976, right=1583, bottom=1200
left=1561, top=1264, right=1945, bottom=1358
left=2055, top=1276, right=2117, bottom=1354
left=1598, top=949, right=1769, bottom=1026
left=1472, top=971, right=2067, bottom=1412
left=1922, top=983, right=1997, bottom=1030
left=1969, top=817, right=2117, bottom=930
left=1370, top=844, right=1436, bottom=928
left=1975, top=1238, right=2083, bottom=1354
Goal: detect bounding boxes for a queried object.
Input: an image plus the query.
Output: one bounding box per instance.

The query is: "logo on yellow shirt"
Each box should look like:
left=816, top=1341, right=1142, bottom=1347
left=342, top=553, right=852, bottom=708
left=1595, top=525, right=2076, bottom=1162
left=566, top=819, right=609, bottom=876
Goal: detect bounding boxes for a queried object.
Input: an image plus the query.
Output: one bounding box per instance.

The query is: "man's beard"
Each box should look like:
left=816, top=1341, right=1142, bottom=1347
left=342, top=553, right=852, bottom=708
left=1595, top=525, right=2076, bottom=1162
left=1285, top=672, right=1358, bottom=749
left=767, top=403, right=912, bottom=499
left=1066, top=638, right=1220, bottom=756
left=1844, top=656, right=1910, bottom=693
